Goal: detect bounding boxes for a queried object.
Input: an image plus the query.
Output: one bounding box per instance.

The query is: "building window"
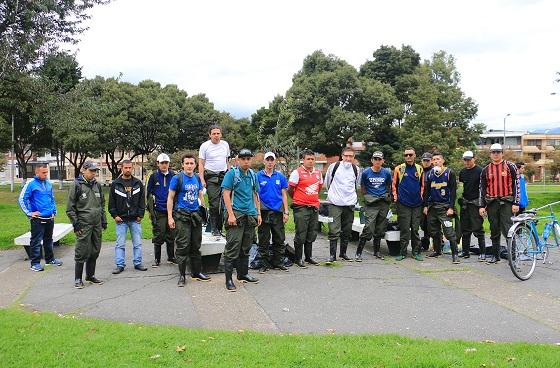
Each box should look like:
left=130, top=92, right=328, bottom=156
left=546, top=139, right=560, bottom=147
left=526, top=139, right=540, bottom=146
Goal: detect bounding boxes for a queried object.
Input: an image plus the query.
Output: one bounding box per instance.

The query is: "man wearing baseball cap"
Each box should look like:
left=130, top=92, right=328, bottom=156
left=356, top=151, right=392, bottom=261
left=419, top=152, right=435, bottom=251
left=256, top=152, right=290, bottom=272
left=458, top=150, right=486, bottom=260
left=66, top=161, right=107, bottom=288
left=480, top=143, right=520, bottom=264
left=146, top=153, right=176, bottom=267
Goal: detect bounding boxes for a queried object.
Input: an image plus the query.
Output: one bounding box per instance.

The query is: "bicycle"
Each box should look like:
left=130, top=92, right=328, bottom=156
left=506, top=201, right=560, bottom=281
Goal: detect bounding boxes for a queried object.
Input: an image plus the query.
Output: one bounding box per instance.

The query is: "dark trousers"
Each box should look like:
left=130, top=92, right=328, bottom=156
left=204, top=170, right=225, bottom=232
left=152, top=211, right=175, bottom=261
left=328, top=204, right=354, bottom=244
left=460, top=202, right=485, bottom=252
left=257, top=210, right=286, bottom=267
left=359, top=201, right=389, bottom=242
left=224, top=212, right=258, bottom=263
left=29, top=218, right=54, bottom=266
left=292, top=205, right=319, bottom=261
left=397, top=202, right=422, bottom=256
left=427, top=205, right=458, bottom=255
left=175, top=213, right=203, bottom=275
left=74, top=222, right=102, bottom=263
left=486, top=200, right=514, bottom=258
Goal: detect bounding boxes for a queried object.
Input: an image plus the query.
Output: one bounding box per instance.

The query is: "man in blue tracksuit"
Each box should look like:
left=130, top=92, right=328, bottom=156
left=18, top=164, right=63, bottom=272
left=146, top=153, right=176, bottom=267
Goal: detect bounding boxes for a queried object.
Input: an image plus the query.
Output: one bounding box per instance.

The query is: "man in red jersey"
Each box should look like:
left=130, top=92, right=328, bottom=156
left=288, top=149, right=323, bottom=268
left=479, top=143, right=520, bottom=264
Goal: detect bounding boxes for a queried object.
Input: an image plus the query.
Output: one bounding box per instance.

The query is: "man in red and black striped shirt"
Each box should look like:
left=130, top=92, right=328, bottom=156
left=479, top=143, right=520, bottom=264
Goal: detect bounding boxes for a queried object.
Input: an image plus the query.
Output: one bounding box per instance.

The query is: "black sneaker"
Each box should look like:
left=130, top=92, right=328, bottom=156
left=272, top=264, right=289, bottom=272
left=478, top=254, right=486, bottom=262
left=339, top=254, right=353, bottom=262
left=177, top=275, right=186, bottom=287
left=134, top=264, right=148, bottom=271
left=152, top=260, right=160, bottom=268
left=167, top=258, right=177, bottom=264
left=295, top=260, right=308, bottom=268
left=191, top=273, right=211, bottom=282
left=486, top=256, right=500, bottom=264
left=112, top=266, right=124, bottom=274
left=74, top=279, right=84, bottom=289
left=355, top=253, right=363, bottom=262
left=305, top=258, right=320, bottom=266
left=427, top=252, right=441, bottom=258
left=85, top=276, right=104, bottom=285
left=459, top=253, right=470, bottom=258
left=259, top=265, right=269, bottom=274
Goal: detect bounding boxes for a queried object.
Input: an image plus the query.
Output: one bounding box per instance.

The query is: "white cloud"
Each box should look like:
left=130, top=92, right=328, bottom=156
left=74, top=0, right=560, bottom=130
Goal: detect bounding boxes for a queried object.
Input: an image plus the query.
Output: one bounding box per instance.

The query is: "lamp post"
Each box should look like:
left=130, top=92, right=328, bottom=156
left=503, top=113, right=511, bottom=149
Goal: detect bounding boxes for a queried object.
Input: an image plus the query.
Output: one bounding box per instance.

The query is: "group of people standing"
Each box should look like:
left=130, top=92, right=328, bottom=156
left=18, top=124, right=526, bottom=291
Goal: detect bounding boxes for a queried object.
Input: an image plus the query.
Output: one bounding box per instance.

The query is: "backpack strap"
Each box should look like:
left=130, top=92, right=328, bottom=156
left=172, top=173, right=183, bottom=211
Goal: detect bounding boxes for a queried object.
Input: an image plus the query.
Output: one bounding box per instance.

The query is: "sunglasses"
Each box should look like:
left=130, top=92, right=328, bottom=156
left=490, top=151, right=502, bottom=154
left=404, top=153, right=414, bottom=157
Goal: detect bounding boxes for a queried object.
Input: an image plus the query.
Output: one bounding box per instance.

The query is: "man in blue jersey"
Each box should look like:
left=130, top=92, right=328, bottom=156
left=167, top=154, right=210, bottom=287
left=18, top=164, right=63, bottom=272
left=256, top=152, right=290, bottom=273
left=392, top=148, right=424, bottom=261
left=423, top=152, right=460, bottom=264
left=356, top=151, right=392, bottom=261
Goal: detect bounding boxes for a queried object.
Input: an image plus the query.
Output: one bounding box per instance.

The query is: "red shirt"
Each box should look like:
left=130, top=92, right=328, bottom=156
left=288, top=166, right=323, bottom=208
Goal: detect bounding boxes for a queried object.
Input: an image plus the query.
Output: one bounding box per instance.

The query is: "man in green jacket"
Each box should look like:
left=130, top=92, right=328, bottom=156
left=66, top=161, right=107, bottom=289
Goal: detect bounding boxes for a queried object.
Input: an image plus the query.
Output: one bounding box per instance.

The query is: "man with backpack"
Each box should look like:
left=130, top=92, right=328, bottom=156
left=419, top=152, right=436, bottom=251
left=392, top=147, right=424, bottom=261
left=221, top=148, right=261, bottom=292
left=146, top=153, right=176, bottom=267
left=356, top=151, right=392, bottom=261
left=324, top=147, right=359, bottom=264
left=167, top=154, right=210, bottom=287
left=66, top=161, right=107, bottom=288
left=109, top=160, right=147, bottom=274
left=288, top=149, right=323, bottom=268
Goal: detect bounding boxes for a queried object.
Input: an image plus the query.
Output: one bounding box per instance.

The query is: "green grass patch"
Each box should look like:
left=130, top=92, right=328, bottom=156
left=0, top=307, right=558, bottom=367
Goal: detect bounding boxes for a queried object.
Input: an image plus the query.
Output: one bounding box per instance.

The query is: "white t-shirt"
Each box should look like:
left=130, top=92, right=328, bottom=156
left=199, top=140, right=230, bottom=172
left=325, top=162, right=359, bottom=206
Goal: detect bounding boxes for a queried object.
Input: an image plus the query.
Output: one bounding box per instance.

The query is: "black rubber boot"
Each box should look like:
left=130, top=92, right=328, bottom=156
left=304, top=242, right=319, bottom=265
left=224, top=261, right=236, bottom=291
left=428, top=235, right=442, bottom=257
left=75, top=262, right=84, bottom=280
left=166, top=241, right=175, bottom=262
left=326, top=239, right=337, bottom=264
left=450, top=239, right=460, bottom=264
left=459, top=236, right=470, bottom=258
left=477, top=235, right=486, bottom=261
left=294, top=242, right=307, bottom=268
left=153, top=243, right=161, bottom=266
left=85, top=259, right=103, bottom=284
left=190, top=258, right=211, bottom=281
left=373, top=238, right=384, bottom=260
left=339, top=241, right=352, bottom=261
left=355, top=239, right=366, bottom=262
left=177, top=262, right=187, bottom=287
left=237, top=256, right=259, bottom=283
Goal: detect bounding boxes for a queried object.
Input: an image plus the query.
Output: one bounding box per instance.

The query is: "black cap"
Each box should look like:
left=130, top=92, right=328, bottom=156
left=238, top=148, right=253, bottom=158
left=83, top=161, right=99, bottom=171
left=421, top=152, right=433, bottom=161
left=371, top=151, right=384, bottom=159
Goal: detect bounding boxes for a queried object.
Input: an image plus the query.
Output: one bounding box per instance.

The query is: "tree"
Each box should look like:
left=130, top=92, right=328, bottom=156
left=175, top=93, right=221, bottom=151
left=0, top=0, right=109, bottom=78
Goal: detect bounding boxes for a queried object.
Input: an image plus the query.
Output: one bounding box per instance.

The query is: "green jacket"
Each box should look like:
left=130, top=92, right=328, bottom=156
left=66, top=176, right=107, bottom=229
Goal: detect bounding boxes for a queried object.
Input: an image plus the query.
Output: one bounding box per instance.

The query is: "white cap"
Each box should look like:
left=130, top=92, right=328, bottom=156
left=490, top=143, right=503, bottom=151
left=462, top=150, right=474, bottom=159
left=264, top=152, right=276, bottom=160
left=156, top=153, right=170, bottom=163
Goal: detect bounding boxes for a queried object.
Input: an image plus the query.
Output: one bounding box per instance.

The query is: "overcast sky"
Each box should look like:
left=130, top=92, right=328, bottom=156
left=75, top=0, right=560, bottom=132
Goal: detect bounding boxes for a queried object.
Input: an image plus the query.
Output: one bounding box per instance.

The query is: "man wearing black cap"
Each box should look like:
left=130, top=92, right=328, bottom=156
left=458, top=150, right=486, bottom=260
left=419, top=152, right=436, bottom=251
left=221, top=148, right=261, bottom=291
left=66, top=161, right=107, bottom=288
left=356, top=151, right=392, bottom=261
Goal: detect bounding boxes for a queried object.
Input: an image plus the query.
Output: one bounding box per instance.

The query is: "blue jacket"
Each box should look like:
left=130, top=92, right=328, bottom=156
left=519, top=174, right=529, bottom=208
left=18, top=176, right=57, bottom=218
left=146, top=169, right=175, bottom=213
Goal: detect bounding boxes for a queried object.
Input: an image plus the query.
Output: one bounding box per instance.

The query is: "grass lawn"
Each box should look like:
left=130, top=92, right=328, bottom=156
left=0, top=307, right=559, bottom=368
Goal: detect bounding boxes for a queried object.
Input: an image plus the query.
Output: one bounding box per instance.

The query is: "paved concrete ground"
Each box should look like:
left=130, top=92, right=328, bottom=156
left=1, top=234, right=560, bottom=343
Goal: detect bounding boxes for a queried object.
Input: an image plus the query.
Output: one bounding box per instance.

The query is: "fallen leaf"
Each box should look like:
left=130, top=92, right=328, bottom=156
left=150, top=354, right=161, bottom=360
left=208, top=337, right=215, bottom=340
left=326, top=328, right=336, bottom=334
left=480, top=364, right=486, bottom=368
left=176, top=345, right=186, bottom=353
left=201, top=339, right=207, bottom=343
left=282, top=307, right=290, bottom=312
left=482, top=339, right=496, bottom=344
left=465, top=348, right=477, bottom=353
left=507, top=357, right=516, bottom=362
left=238, top=329, right=245, bottom=333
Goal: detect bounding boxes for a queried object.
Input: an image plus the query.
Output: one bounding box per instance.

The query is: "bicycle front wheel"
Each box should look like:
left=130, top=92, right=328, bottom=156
left=507, top=222, right=538, bottom=281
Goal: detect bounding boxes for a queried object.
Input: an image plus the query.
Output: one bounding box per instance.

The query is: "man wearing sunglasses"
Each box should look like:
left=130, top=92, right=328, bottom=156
left=392, top=148, right=424, bottom=261
left=479, top=143, right=520, bottom=264
left=419, top=152, right=436, bottom=252
left=458, top=150, right=486, bottom=261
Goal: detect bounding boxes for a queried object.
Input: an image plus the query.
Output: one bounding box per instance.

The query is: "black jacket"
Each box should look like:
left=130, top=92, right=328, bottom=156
left=108, top=176, right=146, bottom=220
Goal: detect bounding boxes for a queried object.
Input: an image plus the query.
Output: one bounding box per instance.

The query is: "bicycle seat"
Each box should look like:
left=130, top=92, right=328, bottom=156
left=525, top=209, right=537, bottom=214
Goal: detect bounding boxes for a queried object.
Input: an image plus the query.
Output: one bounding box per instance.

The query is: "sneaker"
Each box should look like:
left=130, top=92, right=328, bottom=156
left=305, top=258, right=320, bottom=266
left=355, top=254, right=363, bottom=262
left=74, top=279, right=84, bottom=289
left=395, top=255, right=406, bottom=261
left=295, top=260, right=308, bottom=268
left=427, top=252, right=441, bottom=258
left=478, top=254, right=486, bottom=262
left=151, top=260, right=160, bottom=268
left=272, top=264, right=289, bottom=272
left=134, top=264, right=148, bottom=271
left=112, top=266, right=124, bottom=274
left=46, top=258, right=63, bottom=266
left=259, top=265, right=269, bottom=274
left=30, top=264, right=44, bottom=272
left=85, top=276, right=104, bottom=285
left=177, top=275, right=186, bottom=287
left=167, top=258, right=177, bottom=264
left=414, top=254, right=424, bottom=261
left=339, top=254, right=353, bottom=262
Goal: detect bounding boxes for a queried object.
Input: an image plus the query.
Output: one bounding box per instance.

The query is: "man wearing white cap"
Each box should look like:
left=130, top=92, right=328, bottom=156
left=458, top=150, right=486, bottom=261
left=146, top=153, right=176, bottom=267
left=480, top=143, right=520, bottom=264
left=256, top=152, right=290, bottom=272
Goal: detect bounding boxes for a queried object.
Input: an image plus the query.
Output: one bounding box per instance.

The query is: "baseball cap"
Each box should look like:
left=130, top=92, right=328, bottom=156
left=421, top=152, right=433, bottom=161
left=83, top=161, right=99, bottom=171
left=490, top=143, right=503, bottom=152
left=238, top=148, right=254, bottom=158
left=264, top=152, right=276, bottom=160
left=371, top=151, right=384, bottom=159
left=462, top=150, right=474, bottom=159
left=156, top=153, right=170, bottom=163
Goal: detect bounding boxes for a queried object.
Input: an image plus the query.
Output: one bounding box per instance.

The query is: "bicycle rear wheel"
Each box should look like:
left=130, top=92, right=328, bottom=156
left=507, top=222, right=537, bottom=280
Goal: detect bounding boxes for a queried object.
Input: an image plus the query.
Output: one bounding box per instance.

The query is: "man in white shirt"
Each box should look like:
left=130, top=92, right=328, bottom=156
left=324, top=147, right=359, bottom=264
left=198, top=125, right=230, bottom=236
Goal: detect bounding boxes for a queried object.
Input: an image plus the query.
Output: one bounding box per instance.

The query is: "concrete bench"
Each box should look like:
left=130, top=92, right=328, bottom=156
left=200, top=230, right=226, bottom=273
left=318, top=215, right=400, bottom=244
left=14, top=223, right=74, bottom=246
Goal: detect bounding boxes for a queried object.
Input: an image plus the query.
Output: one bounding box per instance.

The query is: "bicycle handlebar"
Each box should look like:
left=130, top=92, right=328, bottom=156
left=534, top=200, right=560, bottom=212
